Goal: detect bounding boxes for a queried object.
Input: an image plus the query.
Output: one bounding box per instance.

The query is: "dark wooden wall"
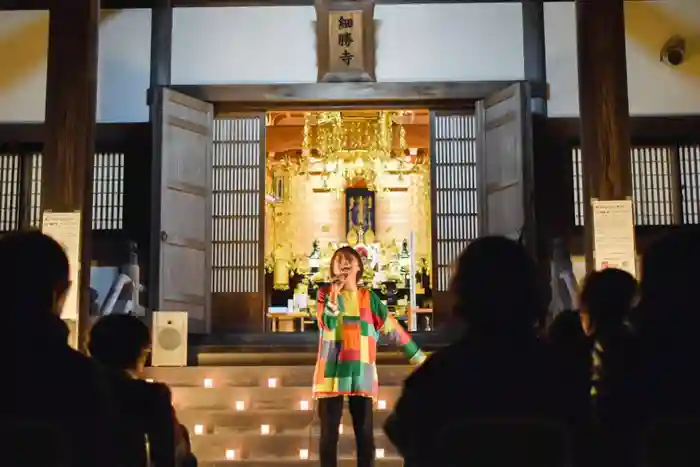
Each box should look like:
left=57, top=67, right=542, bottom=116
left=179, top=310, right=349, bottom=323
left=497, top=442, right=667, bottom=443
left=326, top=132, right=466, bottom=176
left=545, top=115, right=700, bottom=256
left=0, top=121, right=151, bottom=280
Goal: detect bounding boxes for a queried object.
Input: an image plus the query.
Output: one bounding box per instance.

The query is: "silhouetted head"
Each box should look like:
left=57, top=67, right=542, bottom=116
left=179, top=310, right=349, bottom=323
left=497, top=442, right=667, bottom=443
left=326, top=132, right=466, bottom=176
left=640, top=230, right=700, bottom=320
left=0, top=230, right=71, bottom=318
left=88, top=314, right=151, bottom=374
left=450, top=236, right=544, bottom=336
left=579, top=268, right=637, bottom=336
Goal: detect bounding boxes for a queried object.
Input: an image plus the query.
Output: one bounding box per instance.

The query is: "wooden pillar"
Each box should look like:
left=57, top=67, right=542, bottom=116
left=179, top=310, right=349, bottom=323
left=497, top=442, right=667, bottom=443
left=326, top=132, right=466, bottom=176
left=575, top=0, right=633, bottom=272
left=522, top=0, right=547, bottom=116
left=523, top=0, right=554, bottom=309
left=42, top=0, right=100, bottom=348
left=148, top=0, right=173, bottom=313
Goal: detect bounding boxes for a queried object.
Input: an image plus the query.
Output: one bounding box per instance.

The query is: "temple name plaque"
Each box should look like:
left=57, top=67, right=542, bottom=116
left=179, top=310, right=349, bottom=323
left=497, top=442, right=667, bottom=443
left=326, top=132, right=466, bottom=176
left=591, top=199, right=637, bottom=277
left=316, top=0, right=376, bottom=82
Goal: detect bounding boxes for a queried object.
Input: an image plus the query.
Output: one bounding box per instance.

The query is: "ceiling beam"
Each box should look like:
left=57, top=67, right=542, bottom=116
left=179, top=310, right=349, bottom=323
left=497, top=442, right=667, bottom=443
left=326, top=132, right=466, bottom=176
left=0, top=0, right=652, bottom=11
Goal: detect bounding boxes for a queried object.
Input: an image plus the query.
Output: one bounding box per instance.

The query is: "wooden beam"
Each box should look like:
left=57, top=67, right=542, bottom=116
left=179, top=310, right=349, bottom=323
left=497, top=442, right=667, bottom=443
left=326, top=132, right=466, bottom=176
left=522, top=0, right=546, bottom=116
left=148, top=0, right=173, bottom=321
left=547, top=116, right=700, bottom=145
left=0, top=123, right=151, bottom=151
left=575, top=0, right=633, bottom=272
left=0, top=0, right=153, bottom=8
left=171, top=81, right=511, bottom=112
left=42, top=0, right=99, bottom=349
left=2, top=0, right=655, bottom=10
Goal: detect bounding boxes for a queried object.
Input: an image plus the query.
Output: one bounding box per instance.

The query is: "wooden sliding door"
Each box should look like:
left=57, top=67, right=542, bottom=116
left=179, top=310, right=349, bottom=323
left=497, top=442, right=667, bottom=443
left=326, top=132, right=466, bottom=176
left=430, top=112, right=480, bottom=325
left=211, top=115, right=266, bottom=332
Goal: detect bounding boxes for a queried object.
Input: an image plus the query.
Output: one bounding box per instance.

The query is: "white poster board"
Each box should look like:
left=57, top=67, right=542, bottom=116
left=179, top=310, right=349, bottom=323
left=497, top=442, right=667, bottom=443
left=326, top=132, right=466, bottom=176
left=592, top=199, right=637, bottom=277
left=42, top=211, right=82, bottom=321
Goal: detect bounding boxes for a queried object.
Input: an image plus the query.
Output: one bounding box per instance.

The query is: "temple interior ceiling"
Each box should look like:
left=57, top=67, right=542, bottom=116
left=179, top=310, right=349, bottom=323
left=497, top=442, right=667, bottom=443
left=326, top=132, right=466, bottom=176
left=264, top=109, right=431, bottom=154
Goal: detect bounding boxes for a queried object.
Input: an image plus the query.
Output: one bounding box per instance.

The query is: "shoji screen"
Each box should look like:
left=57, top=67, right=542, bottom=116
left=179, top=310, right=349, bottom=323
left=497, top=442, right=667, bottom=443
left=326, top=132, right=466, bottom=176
left=680, top=144, right=700, bottom=224
left=1, top=152, right=124, bottom=231
left=430, top=113, right=479, bottom=293
left=0, top=153, right=21, bottom=232
left=211, top=116, right=265, bottom=295
left=571, top=146, right=676, bottom=226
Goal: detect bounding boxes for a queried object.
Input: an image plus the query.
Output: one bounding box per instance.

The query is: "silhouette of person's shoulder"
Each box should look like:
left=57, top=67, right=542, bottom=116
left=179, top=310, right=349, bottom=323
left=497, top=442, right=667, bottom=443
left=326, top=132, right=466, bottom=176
left=135, top=379, right=173, bottom=410
left=403, top=338, right=473, bottom=391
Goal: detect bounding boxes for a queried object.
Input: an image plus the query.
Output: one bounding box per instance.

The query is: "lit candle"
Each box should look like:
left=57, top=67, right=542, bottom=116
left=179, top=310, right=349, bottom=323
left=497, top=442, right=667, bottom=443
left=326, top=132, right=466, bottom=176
left=377, top=400, right=387, bottom=410
left=235, top=400, right=245, bottom=411
left=299, top=449, right=309, bottom=460
left=225, top=449, right=236, bottom=460
left=260, top=424, right=270, bottom=435
left=376, top=449, right=385, bottom=459
left=203, top=378, right=214, bottom=388
left=267, top=378, right=278, bottom=388
left=338, top=424, right=344, bottom=434
left=299, top=400, right=310, bottom=411
left=194, top=424, right=204, bottom=435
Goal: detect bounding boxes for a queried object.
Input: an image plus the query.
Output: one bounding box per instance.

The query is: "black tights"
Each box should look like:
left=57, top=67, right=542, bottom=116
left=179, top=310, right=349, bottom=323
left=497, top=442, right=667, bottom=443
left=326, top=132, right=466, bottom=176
left=318, top=396, right=374, bottom=467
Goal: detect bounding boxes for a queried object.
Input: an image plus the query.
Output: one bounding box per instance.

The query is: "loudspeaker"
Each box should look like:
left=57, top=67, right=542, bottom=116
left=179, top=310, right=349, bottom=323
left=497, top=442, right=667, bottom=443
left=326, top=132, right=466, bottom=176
left=151, top=311, right=188, bottom=367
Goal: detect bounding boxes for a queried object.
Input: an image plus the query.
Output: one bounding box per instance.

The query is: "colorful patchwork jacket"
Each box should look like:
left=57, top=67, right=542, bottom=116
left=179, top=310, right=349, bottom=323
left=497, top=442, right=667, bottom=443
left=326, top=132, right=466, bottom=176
left=312, top=286, right=426, bottom=400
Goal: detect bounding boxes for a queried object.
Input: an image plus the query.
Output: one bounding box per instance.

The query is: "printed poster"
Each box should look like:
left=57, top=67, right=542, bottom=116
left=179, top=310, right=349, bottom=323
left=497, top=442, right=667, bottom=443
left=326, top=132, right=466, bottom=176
left=592, top=199, right=637, bottom=277
left=42, top=211, right=82, bottom=321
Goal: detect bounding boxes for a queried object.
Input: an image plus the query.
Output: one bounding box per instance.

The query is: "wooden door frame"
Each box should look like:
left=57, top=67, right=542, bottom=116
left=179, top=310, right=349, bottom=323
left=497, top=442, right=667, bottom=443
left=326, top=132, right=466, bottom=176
left=169, top=81, right=522, bottom=113
left=166, top=80, right=525, bottom=333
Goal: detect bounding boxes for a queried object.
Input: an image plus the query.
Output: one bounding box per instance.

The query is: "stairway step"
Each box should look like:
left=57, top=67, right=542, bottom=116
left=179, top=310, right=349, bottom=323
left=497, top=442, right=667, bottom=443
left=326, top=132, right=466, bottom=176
left=198, top=350, right=424, bottom=367
left=171, top=387, right=400, bottom=411
left=178, top=409, right=391, bottom=432
left=191, top=431, right=396, bottom=460
left=145, top=365, right=415, bottom=388
left=200, top=457, right=403, bottom=467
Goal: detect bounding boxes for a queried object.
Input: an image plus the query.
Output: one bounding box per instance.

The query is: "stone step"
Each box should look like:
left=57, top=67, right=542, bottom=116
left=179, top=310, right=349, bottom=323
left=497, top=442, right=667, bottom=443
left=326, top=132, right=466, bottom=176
left=200, top=458, right=403, bottom=467
left=145, top=365, right=414, bottom=388
left=191, top=431, right=397, bottom=460
left=178, top=409, right=391, bottom=433
left=170, top=387, right=400, bottom=411
left=197, top=350, right=424, bottom=367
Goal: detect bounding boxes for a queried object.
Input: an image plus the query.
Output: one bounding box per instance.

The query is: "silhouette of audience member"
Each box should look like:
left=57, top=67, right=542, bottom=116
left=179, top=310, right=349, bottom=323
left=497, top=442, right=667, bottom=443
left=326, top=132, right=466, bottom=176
left=547, top=307, right=592, bottom=427
left=626, top=231, right=700, bottom=433
left=0, top=230, right=122, bottom=467
left=385, top=237, right=574, bottom=466
left=89, top=314, right=196, bottom=467
left=578, top=269, right=637, bottom=415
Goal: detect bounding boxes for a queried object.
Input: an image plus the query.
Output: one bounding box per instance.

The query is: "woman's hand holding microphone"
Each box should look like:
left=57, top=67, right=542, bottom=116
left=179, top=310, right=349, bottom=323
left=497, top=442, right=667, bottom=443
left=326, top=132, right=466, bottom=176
left=329, top=266, right=352, bottom=304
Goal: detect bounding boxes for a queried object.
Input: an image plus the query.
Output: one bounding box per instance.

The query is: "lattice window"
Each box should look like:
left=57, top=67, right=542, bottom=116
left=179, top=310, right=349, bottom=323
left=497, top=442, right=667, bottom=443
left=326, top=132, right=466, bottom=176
left=28, top=153, right=42, bottom=228
left=680, top=144, right=700, bottom=225
left=432, top=113, right=479, bottom=292
left=29, top=153, right=125, bottom=230
left=572, top=147, right=676, bottom=226
left=92, top=152, right=125, bottom=230
left=631, top=147, right=674, bottom=225
left=211, top=117, right=264, bottom=293
left=0, top=153, right=21, bottom=232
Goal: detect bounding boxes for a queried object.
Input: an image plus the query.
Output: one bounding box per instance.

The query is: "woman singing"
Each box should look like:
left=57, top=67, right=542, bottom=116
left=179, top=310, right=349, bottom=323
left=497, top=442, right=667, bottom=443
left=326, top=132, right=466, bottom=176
left=313, top=246, right=425, bottom=467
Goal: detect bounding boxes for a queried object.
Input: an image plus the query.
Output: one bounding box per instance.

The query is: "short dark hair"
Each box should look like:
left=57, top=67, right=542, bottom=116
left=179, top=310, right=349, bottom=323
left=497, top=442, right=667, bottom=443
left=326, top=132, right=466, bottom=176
left=450, top=236, right=544, bottom=334
left=88, top=314, right=151, bottom=370
left=580, top=268, right=637, bottom=329
left=331, top=246, right=364, bottom=282
left=0, top=230, right=69, bottom=312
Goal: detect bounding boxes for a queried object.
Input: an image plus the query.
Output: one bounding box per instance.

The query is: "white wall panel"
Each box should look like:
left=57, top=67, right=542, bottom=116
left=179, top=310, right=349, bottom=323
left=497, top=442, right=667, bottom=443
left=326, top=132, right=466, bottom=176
left=171, top=4, right=525, bottom=85
left=545, top=1, right=700, bottom=116
left=0, top=9, right=151, bottom=123
left=1, top=2, right=700, bottom=123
